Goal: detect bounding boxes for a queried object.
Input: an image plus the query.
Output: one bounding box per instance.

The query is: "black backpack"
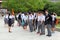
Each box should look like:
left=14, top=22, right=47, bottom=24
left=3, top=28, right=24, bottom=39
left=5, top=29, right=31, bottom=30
left=18, top=14, right=21, bottom=20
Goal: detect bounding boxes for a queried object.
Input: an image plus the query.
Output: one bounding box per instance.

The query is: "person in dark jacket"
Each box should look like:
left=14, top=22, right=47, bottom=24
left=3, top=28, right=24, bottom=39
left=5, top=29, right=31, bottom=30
left=45, top=10, right=52, bottom=37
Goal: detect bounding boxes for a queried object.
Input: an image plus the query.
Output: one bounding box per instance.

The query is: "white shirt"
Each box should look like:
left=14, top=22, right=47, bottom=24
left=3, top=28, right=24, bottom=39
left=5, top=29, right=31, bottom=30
left=21, top=14, right=24, bottom=20
left=37, top=15, right=45, bottom=21
left=37, top=16, right=41, bottom=21
left=34, top=13, right=36, bottom=17
left=41, top=15, right=45, bottom=21
left=11, top=15, right=15, bottom=19
left=16, top=14, right=19, bottom=18
left=29, top=15, right=34, bottom=20
left=52, top=15, right=56, bottom=21
left=9, top=15, right=12, bottom=19
left=34, top=13, right=37, bottom=19
left=4, top=14, right=8, bottom=19
left=23, top=15, right=28, bottom=21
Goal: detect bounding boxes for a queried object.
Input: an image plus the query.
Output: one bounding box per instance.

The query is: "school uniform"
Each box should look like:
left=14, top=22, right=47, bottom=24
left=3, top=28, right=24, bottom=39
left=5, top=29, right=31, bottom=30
left=23, top=15, right=28, bottom=26
left=40, top=15, right=45, bottom=34
left=21, top=14, right=25, bottom=26
left=4, top=14, right=8, bottom=24
left=37, top=15, right=45, bottom=34
left=45, top=14, right=52, bottom=36
left=52, top=15, right=56, bottom=28
left=28, top=15, right=34, bottom=32
left=51, top=15, right=56, bottom=28
left=33, top=13, right=37, bottom=31
left=18, top=14, right=21, bottom=26
left=21, top=13, right=24, bottom=20
left=8, top=15, right=12, bottom=27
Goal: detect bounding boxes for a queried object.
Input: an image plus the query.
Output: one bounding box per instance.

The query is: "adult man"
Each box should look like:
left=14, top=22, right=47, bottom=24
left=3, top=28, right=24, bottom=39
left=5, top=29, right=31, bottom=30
left=45, top=10, right=52, bottom=37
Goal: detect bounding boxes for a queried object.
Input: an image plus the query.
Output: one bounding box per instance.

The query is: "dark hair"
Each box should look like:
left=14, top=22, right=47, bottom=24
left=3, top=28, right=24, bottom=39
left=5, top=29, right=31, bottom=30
left=38, top=11, right=43, bottom=14
left=28, top=12, right=32, bottom=14
left=7, top=9, right=9, bottom=11
left=51, top=12, right=56, bottom=16
left=24, top=12, right=27, bottom=15
left=45, top=9, right=48, bottom=12
left=8, top=13, right=10, bottom=16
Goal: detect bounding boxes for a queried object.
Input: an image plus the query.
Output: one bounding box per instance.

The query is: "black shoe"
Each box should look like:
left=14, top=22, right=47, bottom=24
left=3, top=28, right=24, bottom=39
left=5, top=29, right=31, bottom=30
left=9, top=31, right=12, bottom=33
left=37, top=32, right=40, bottom=34
left=30, top=31, right=33, bottom=32
left=46, top=35, right=51, bottom=37
left=34, top=28, right=36, bottom=31
left=40, top=33, right=45, bottom=35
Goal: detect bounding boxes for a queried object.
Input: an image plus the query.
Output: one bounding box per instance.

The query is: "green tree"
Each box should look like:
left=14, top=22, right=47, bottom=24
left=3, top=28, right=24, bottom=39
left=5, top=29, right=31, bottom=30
left=44, top=2, right=60, bottom=16
left=2, top=0, right=49, bottom=13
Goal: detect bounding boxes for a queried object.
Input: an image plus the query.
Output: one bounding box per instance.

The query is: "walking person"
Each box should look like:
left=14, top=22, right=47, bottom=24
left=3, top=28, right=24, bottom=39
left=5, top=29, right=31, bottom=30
left=51, top=12, right=57, bottom=33
left=33, top=12, right=38, bottom=31
left=45, top=10, right=52, bottom=37
left=23, top=13, right=28, bottom=30
left=4, top=13, right=8, bottom=25
left=18, top=12, right=22, bottom=26
left=37, top=11, right=45, bottom=35
left=21, top=13, right=25, bottom=27
left=8, top=13, right=12, bottom=32
left=28, top=12, right=34, bottom=32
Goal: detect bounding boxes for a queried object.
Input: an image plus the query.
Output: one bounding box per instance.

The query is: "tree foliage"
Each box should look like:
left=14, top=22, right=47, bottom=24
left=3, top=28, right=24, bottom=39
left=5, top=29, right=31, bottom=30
left=44, top=2, right=60, bottom=16
left=2, top=0, right=49, bottom=13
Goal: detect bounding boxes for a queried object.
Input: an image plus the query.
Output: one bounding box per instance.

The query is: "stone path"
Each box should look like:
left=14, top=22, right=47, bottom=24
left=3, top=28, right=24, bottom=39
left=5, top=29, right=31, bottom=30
left=0, top=17, right=60, bottom=40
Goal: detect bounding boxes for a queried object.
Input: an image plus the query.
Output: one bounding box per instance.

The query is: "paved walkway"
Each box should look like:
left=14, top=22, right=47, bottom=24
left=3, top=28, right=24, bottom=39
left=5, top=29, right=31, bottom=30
left=0, top=17, right=60, bottom=40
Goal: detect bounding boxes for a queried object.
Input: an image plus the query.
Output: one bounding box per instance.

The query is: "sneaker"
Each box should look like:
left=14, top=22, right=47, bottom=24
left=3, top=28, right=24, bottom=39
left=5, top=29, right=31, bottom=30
left=46, top=35, right=51, bottom=37
left=40, top=33, right=45, bottom=35
left=37, top=32, right=40, bottom=34
left=9, top=31, right=12, bottom=33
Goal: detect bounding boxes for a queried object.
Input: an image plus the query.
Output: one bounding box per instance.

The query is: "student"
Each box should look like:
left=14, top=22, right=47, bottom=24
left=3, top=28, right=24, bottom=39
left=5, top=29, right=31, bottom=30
left=33, top=12, right=38, bottom=31
left=28, top=12, right=34, bottom=32
left=8, top=13, right=12, bottom=32
left=21, top=13, right=24, bottom=20
left=37, top=11, right=45, bottom=35
left=51, top=12, right=57, bottom=33
left=23, top=13, right=28, bottom=30
left=4, top=13, right=8, bottom=24
left=45, top=10, right=52, bottom=37
left=18, top=13, right=21, bottom=26
left=40, top=12, right=45, bottom=35
left=21, top=13, right=25, bottom=26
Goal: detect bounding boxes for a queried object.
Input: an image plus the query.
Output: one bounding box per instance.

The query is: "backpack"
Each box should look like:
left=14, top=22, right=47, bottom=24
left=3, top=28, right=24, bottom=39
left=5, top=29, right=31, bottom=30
left=18, top=14, right=21, bottom=20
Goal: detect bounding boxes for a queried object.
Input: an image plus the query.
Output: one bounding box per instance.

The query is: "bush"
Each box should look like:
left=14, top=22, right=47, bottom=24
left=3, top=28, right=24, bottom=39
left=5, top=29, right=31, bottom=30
left=44, top=2, right=60, bottom=16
